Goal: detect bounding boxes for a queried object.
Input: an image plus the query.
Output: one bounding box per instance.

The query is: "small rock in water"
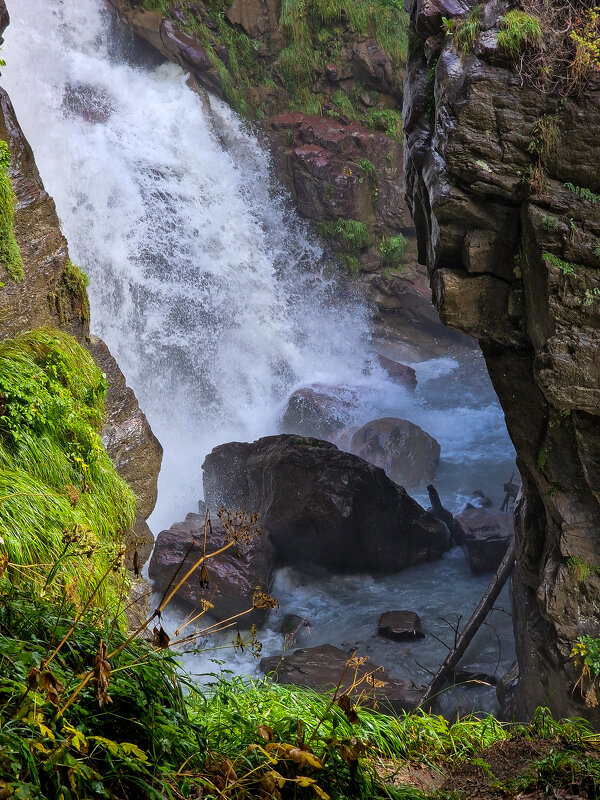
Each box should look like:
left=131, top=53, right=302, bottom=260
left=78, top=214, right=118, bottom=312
left=378, top=610, right=425, bottom=641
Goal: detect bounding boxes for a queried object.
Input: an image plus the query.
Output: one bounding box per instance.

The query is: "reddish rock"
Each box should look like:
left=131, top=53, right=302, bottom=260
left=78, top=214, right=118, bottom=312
left=260, top=644, right=420, bottom=714
left=149, top=512, right=274, bottom=624
left=376, top=354, right=417, bottom=390
left=378, top=611, right=425, bottom=641
left=347, top=417, right=440, bottom=488
left=202, top=434, right=449, bottom=573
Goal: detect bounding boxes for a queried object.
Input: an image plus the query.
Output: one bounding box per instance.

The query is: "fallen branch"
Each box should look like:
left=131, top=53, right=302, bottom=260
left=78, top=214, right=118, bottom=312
left=418, top=538, right=516, bottom=709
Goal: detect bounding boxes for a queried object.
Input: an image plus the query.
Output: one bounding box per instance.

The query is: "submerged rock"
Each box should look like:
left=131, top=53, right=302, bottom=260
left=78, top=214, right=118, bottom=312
left=202, top=434, right=449, bottom=573
left=260, top=643, right=420, bottom=713
left=149, top=512, right=274, bottom=624
left=346, top=417, right=440, bottom=488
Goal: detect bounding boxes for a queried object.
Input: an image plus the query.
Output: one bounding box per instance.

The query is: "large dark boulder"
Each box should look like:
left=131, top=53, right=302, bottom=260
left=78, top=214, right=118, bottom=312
left=202, top=434, right=448, bottom=573
left=148, top=512, right=274, bottom=625
left=260, top=644, right=420, bottom=714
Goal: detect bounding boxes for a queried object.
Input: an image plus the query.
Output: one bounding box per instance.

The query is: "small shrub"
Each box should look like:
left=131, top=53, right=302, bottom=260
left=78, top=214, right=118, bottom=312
left=379, top=234, right=408, bottom=267
left=564, top=181, right=600, bottom=205
left=542, top=216, right=559, bottom=232
left=566, top=556, right=594, bottom=584
left=594, top=239, right=600, bottom=259
left=542, top=252, right=578, bottom=276
left=318, top=218, right=370, bottom=253
left=497, top=10, right=542, bottom=59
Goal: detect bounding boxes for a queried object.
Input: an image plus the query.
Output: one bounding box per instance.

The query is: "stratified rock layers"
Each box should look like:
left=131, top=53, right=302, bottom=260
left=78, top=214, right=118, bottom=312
left=403, top=0, right=600, bottom=721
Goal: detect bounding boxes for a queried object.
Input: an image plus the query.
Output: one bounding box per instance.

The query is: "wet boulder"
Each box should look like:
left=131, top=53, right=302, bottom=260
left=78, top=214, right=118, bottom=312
left=378, top=610, right=425, bottom=641
left=280, top=383, right=364, bottom=438
left=202, top=434, right=449, bottom=573
left=376, top=354, right=417, bottom=390
left=260, top=644, right=420, bottom=714
left=347, top=417, right=440, bottom=488
left=454, top=508, right=514, bottom=574
left=148, top=512, right=274, bottom=624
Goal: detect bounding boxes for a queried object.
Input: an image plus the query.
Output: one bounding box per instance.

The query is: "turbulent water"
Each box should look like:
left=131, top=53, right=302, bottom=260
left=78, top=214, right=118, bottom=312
left=3, top=0, right=517, bottom=709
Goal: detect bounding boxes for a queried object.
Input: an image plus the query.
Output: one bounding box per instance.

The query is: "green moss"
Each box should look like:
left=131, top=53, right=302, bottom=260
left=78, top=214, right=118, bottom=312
left=341, top=254, right=361, bottom=276
left=379, top=233, right=408, bottom=267
left=0, top=328, right=136, bottom=606
left=289, top=86, right=324, bottom=115
left=0, top=141, right=23, bottom=282
left=318, top=218, right=369, bottom=253
left=50, top=259, right=91, bottom=326
left=497, top=10, right=542, bottom=58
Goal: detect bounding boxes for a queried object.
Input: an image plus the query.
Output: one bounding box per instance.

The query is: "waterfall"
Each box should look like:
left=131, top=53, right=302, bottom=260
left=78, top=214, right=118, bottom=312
left=2, top=0, right=395, bottom=530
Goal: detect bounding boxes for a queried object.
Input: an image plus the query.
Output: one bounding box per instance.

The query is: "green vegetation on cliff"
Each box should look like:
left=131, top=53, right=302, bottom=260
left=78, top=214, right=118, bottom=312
left=0, top=328, right=136, bottom=606
left=0, top=140, right=24, bottom=282
left=137, top=0, right=407, bottom=128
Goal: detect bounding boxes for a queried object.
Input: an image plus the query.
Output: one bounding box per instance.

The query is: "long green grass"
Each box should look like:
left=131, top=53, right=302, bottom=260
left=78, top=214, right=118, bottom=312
left=0, top=328, right=136, bottom=605
left=0, top=140, right=24, bottom=282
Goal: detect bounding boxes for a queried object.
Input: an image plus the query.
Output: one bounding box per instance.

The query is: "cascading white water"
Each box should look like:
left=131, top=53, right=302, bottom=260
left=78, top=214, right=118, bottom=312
left=2, top=0, right=400, bottom=529
left=3, top=0, right=517, bottom=708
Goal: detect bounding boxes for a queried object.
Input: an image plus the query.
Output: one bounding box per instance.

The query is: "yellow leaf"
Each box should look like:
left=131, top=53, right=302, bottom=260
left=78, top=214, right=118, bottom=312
left=293, top=777, right=316, bottom=787
left=121, top=742, right=148, bottom=761
left=38, top=723, right=55, bottom=742
left=313, top=785, right=331, bottom=799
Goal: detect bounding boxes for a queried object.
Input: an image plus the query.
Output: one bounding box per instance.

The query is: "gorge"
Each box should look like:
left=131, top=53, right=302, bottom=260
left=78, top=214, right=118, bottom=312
left=0, top=0, right=598, bottom=769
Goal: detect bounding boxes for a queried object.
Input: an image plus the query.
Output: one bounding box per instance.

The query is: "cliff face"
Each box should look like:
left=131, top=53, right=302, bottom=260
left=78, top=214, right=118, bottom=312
left=404, top=0, right=600, bottom=720
left=0, top=2, right=161, bottom=571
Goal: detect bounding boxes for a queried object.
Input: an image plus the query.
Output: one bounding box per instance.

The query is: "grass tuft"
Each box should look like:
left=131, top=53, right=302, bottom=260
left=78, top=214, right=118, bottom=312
left=497, top=10, right=542, bottom=59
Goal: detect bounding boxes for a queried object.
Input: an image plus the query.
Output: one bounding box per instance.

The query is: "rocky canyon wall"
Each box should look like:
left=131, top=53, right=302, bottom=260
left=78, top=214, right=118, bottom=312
left=403, top=0, right=600, bottom=721
left=0, top=2, right=162, bottom=573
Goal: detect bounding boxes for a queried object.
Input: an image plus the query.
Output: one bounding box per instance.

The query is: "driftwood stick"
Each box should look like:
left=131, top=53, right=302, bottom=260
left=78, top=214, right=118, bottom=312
left=418, top=538, right=516, bottom=709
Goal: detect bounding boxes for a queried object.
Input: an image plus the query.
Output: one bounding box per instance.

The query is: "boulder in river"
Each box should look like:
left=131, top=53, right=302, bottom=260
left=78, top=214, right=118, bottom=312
left=346, top=417, right=440, bottom=488
left=454, top=508, right=514, bottom=574
left=378, top=610, right=425, bottom=642
left=202, top=434, right=449, bottom=573
left=260, top=644, right=420, bottom=714
left=280, top=383, right=364, bottom=438
left=148, top=512, right=274, bottom=625
left=376, top=354, right=417, bottom=391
